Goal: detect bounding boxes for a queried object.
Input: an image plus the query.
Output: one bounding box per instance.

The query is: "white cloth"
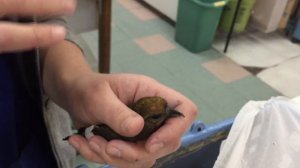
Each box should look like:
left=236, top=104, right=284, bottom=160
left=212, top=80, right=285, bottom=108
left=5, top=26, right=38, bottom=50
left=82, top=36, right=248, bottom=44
left=214, top=97, right=300, bottom=168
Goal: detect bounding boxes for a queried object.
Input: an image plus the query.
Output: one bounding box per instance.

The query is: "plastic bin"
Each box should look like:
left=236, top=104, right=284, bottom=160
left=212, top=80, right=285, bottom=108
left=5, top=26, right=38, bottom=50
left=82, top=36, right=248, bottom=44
left=98, top=118, right=234, bottom=168
left=219, top=0, right=256, bottom=33
left=175, top=0, right=227, bottom=53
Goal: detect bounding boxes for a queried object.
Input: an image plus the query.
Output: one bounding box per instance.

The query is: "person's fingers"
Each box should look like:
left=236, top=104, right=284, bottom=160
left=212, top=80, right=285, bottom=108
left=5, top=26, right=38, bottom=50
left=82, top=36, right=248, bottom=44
left=145, top=118, right=184, bottom=156
left=89, top=137, right=156, bottom=168
left=69, top=135, right=156, bottom=168
left=0, top=22, right=66, bottom=53
left=88, top=83, right=145, bottom=137
left=145, top=87, right=198, bottom=154
left=68, top=135, right=105, bottom=163
left=0, top=0, right=76, bottom=16
left=145, top=108, right=196, bottom=155
left=106, top=140, right=149, bottom=162
left=88, top=136, right=123, bottom=163
left=102, top=99, right=144, bottom=137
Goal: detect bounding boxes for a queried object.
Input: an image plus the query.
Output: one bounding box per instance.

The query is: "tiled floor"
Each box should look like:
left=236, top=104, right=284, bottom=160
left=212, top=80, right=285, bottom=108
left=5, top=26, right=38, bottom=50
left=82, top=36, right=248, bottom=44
left=213, top=29, right=300, bottom=97
left=214, top=30, right=300, bottom=68
left=134, top=34, right=176, bottom=55
left=258, top=56, right=300, bottom=98
left=80, top=0, right=281, bottom=125
left=202, top=57, right=251, bottom=84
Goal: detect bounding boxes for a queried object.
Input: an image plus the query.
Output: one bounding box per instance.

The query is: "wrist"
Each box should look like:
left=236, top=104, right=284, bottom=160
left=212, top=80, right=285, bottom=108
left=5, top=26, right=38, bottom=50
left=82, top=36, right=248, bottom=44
left=41, top=40, right=93, bottom=109
left=61, top=73, right=109, bottom=127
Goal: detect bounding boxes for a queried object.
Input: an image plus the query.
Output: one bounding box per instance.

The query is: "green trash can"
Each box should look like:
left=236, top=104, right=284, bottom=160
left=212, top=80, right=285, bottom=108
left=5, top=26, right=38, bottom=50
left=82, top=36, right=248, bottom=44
left=219, top=0, right=256, bottom=33
left=175, top=0, right=227, bottom=53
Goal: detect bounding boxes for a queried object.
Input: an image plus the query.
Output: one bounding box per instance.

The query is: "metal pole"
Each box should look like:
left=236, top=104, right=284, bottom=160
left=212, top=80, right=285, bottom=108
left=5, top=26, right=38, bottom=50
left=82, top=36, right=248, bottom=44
left=98, top=0, right=112, bottom=73
left=224, top=0, right=243, bottom=53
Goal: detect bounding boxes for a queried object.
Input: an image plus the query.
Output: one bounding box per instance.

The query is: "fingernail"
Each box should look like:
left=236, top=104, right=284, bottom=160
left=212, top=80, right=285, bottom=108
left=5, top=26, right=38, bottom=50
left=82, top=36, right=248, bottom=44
left=52, top=26, right=66, bottom=39
left=64, top=0, right=76, bottom=13
left=90, top=141, right=101, bottom=151
left=149, top=142, right=164, bottom=153
left=107, top=146, right=122, bottom=157
left=122, top=115, right=140, bottom=132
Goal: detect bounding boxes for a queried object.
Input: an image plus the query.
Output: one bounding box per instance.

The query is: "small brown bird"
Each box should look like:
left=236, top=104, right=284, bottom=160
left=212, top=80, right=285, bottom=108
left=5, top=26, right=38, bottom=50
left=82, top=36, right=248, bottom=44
left=64, top=96, right=184, bottom=142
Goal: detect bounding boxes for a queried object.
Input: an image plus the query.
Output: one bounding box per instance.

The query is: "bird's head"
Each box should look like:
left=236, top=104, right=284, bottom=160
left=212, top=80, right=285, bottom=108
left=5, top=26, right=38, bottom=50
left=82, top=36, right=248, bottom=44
left=130, top=96, right=184, bottom=133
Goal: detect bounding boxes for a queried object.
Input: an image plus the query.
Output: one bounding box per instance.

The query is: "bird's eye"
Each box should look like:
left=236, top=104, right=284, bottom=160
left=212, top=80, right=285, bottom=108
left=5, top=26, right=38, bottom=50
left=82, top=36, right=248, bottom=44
left=150, top=114, right=162, bottom=120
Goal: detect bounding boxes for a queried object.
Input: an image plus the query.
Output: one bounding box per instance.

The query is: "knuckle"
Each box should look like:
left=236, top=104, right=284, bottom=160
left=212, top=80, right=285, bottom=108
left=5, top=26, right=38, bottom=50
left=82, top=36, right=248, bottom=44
left=30, top=24, right=42, bottom=46
left=63, top=0, right=77, bottom=14
left=80, top=148, right=94, bottom=159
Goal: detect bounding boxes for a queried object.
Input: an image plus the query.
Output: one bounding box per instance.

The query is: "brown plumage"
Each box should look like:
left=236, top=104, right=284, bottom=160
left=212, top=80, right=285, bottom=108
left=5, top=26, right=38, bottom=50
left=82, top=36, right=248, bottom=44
left=64, top=96, right=184, bottom=142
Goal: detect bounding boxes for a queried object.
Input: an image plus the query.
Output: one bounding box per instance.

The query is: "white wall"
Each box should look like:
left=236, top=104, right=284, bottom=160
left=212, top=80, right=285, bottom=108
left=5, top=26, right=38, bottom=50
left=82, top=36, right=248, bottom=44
left=144, top=0, right=179, bottom=21
left=65, top=0, right=99, bottom=34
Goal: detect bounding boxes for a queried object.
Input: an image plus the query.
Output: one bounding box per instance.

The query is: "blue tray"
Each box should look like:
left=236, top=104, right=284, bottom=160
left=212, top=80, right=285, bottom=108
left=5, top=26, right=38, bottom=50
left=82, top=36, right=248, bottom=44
left=98, top=118, right=234, bottom=168
left=153, top=118, right=233, bottom=168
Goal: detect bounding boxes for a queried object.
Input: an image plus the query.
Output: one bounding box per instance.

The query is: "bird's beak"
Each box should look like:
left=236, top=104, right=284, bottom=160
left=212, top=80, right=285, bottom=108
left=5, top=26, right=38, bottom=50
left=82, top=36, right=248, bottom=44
left=168, top=109, right=185, bottom=118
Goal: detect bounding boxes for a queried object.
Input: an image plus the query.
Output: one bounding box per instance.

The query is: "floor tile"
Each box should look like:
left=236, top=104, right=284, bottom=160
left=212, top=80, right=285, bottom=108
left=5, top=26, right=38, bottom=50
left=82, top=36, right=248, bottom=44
left=134, top=34, right=176, bottom=55
left=202, top=57, right=251, bottom=83
left=213, top=31, right=300, bottom=68
left=229, top=76, right=281, bottom=100
left=111, top=39, right=148, bottom=66
left=193, top=98, right=224, bottom=124
left=257, top=56, right=300, bottom=98
left=111, top=26, right=129, bottom=44
left=199, top=84, right=250, bottom=119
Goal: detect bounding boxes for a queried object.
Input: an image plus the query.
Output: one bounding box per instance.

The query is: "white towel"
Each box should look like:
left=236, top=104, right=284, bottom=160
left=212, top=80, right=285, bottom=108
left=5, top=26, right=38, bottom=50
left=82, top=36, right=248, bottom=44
left=214, top=97, right=300, bottom=168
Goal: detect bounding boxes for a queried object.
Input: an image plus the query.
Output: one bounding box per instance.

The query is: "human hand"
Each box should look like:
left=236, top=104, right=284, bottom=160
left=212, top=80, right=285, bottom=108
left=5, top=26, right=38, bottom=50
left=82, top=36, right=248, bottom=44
left=64, top=73, right=197, bottom=168
left=0, top=0, right=76, bottom=53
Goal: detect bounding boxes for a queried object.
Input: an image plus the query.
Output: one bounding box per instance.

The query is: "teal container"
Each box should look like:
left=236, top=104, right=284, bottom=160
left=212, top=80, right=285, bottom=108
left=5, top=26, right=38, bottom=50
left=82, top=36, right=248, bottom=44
left=175, top=0, right=227, bottom=53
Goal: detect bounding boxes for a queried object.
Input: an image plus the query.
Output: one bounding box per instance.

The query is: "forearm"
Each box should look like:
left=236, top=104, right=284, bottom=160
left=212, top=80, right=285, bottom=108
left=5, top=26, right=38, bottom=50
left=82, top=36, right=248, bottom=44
left=41, top=40, right=93, bottom=109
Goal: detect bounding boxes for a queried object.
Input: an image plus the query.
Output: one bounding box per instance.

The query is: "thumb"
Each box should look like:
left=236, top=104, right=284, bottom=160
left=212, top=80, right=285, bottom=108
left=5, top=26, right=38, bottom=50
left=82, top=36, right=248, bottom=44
left=98, top=96, right=144, bottom=137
